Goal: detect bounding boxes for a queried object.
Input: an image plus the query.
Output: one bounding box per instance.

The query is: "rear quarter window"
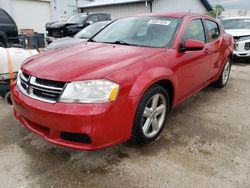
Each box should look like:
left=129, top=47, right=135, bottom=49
left=205, top=20, right=220, bottom=42
left=98, top=15, right=108, bottom=21
left=0, top=9, right=13, bottom=24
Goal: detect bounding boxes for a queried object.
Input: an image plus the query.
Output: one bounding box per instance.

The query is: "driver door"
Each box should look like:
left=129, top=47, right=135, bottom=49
left=175, top=19, right=211, bottom=102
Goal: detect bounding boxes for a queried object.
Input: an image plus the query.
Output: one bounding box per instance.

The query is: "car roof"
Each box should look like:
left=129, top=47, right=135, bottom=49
left=222, top=16, right=250, bottom=20
left=132, top=12, right=215, bottom=20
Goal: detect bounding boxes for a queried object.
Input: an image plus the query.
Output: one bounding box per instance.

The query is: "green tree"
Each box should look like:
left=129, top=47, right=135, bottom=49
left=207, top=4, right=225, bottom=18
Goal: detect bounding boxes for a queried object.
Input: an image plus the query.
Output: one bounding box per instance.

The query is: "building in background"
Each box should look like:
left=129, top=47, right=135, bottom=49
left=0, top=0, right=88, bottom=33
left=78, top=0, right=213, bottom=19
left=0, top=0, right=212, bottom=33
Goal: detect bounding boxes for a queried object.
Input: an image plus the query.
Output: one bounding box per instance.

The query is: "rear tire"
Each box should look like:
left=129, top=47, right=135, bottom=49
left=212, top=58, right=232, bottom=88
left=131, top=85, right=170, bottom=144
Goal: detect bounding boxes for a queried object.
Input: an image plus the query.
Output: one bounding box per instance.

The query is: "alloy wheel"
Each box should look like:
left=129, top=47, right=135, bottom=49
left=222, top=60, right=231, bottom=85
left=142, top=94, right=167, bottom=138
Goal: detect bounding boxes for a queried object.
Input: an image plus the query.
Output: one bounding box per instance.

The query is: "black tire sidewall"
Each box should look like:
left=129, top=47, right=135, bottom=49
left=132, top=85, right=170, bottom=144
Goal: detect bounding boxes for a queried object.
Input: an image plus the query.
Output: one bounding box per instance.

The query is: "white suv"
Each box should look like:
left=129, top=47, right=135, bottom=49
left=221, top=17, right=250, bottom=59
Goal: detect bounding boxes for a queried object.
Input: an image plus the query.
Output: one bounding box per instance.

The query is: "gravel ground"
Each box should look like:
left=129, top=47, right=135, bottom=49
left=0, top=63, right=250, bottom=188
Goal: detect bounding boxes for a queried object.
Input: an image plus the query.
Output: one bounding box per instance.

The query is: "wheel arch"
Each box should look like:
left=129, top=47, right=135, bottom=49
left=0, top=32, right=8, bottom=47
left=128, top=67, right=176, bottom=109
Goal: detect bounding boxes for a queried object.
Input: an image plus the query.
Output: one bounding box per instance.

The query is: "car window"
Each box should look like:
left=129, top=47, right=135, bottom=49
left=98, top=15, right=107, bottom=21
left=88, top=15, right=99, bottom=23
left=205, top=20, right=220, bottom=42
left=183, top=19, right=205, bottom=43
left=93, top=16, right=180, bottom=48
left=221, top=19, right=250, bottom=30
left=66, top=14, right=87, bottom=24
left=75, top=22, right=109, bottom=39
left=0, top=9, right=12, bottom=24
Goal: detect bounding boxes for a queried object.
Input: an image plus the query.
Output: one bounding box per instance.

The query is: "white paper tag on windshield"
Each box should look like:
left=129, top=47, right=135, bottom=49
left=148, top=20, right=171, bottom=26
left=244, top=20, right=250, bottom=22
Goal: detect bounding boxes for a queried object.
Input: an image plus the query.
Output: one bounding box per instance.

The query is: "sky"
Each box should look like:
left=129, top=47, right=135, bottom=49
left=208, top=0, right=250, bottom=10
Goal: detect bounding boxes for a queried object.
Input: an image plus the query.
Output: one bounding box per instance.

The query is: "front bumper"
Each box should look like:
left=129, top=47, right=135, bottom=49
left=233, top=40, right=250, bottom=58
left=12, top=85, right=138, bottom=150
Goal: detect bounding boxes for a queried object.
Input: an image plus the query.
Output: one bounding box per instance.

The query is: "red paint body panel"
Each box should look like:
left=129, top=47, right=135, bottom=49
left=12, top=13, right=233, bottom=150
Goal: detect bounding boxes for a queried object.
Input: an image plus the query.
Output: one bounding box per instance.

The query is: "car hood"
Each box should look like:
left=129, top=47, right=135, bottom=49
left=22, top=42, right=165, bottom=82
left=46, top=21, right=76, bottom=29
left=225, top=29, right=250, bottom=37
left=45, top=37, right=86, bottom=51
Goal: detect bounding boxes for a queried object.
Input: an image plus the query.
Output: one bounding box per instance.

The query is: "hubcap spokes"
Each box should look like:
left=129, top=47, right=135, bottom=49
left=223, top=61, right=230, bottom=85
left=142, top=94, right=167, bottom=138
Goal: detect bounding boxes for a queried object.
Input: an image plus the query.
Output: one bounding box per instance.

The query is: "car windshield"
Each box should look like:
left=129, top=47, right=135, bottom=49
left=91, top=16, right=180, bottom=48
left=221, top=19, right=250, bottom=30
left=75, top=22, right=109, bottom=39
left=66, top=14, right=87, bottom=24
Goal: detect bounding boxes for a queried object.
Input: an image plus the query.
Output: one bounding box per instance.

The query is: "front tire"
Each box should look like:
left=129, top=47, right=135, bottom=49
left=131, top=85, right=169, bottom=144
left=212, top=58, right=232, bottom=88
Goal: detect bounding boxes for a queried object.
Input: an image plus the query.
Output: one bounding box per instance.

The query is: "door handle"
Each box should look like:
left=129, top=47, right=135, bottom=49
left=204, top=48, right=210, bottom=53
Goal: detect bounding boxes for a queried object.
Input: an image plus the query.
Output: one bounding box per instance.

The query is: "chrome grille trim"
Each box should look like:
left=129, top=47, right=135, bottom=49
left=18, top=72, right=65, bottom=103
left=30, top=77, right=63, bottom=91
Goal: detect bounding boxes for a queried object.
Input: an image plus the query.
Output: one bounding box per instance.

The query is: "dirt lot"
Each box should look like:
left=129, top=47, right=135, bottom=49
left=0, top=63, right=250, bottom=188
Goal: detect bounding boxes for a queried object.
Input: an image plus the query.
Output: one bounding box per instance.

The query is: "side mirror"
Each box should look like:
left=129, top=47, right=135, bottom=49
left=180, top=39, right=205, bottom=52
left=86, top=21, right=93, bottom=26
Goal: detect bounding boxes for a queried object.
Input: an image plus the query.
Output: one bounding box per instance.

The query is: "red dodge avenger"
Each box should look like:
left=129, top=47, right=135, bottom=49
left=12, top=13, right=233, bottom=150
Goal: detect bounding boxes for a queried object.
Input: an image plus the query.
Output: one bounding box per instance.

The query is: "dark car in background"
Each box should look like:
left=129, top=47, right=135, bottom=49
left=45, top=21, right=111, bottom=51
left=45, top=13, right=111, bottom=43
left=0, top=8, right=19, bottom=47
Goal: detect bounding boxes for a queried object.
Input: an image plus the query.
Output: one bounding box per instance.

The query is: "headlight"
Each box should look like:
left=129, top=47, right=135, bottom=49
left=16, top=69, right=22, bottom=87
left=60, top=80, right=120, bottom=103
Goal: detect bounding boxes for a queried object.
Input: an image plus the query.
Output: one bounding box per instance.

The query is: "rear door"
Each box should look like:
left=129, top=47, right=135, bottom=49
left=176, top=19, right=211, bottom=101
left=203, top=19, right=225, bottom=78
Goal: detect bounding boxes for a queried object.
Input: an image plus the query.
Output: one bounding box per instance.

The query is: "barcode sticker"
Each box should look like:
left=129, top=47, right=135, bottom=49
left=148, top=20, right=171, bottom=25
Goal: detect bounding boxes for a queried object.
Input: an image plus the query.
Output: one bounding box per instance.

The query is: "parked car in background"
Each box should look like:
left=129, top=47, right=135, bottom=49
left=45, top=21, right=111, bottom=51
left=221, top=17, right=250, bottom=59
left=13, top=13, right=233, bottom=150
left=45, top=13, right=111, bottom=43
left=0, top=8, right=19, bottom=47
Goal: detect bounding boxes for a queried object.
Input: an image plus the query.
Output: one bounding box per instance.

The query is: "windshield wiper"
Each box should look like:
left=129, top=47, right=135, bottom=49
left=113, top=40, right=129, bottom=45
left=112, top=40, right=139, bottom=46
left=88, top=38, right=96, bottom=42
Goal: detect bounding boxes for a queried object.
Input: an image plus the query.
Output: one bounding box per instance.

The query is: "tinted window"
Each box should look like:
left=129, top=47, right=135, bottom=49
left=183, top=19, right=205, bottom=42
left=0, top=9, right=12, bottom=24
left=75, top=22, right=109, bottom=39
left=93, top=17, right=180, bottom=48
left=205, top=20, right=220, bottom=42
left=66, top=14, right=87, bottom=24
left=98, top=15, right=108, bottom=21
left=88, top=15, right=99, bottom=23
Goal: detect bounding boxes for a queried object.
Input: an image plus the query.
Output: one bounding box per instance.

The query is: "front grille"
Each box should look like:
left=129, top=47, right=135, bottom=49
left=245, top=42, right=250, bottom=50
left=18, top=72, right=66, bottom=103
left=61, top=132, right=91, bottom=144
left=48, top=29, right=64, bottom=38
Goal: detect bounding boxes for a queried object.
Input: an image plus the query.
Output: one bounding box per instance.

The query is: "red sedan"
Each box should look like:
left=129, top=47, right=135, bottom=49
left=12, top=13, right=233, bottom=150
